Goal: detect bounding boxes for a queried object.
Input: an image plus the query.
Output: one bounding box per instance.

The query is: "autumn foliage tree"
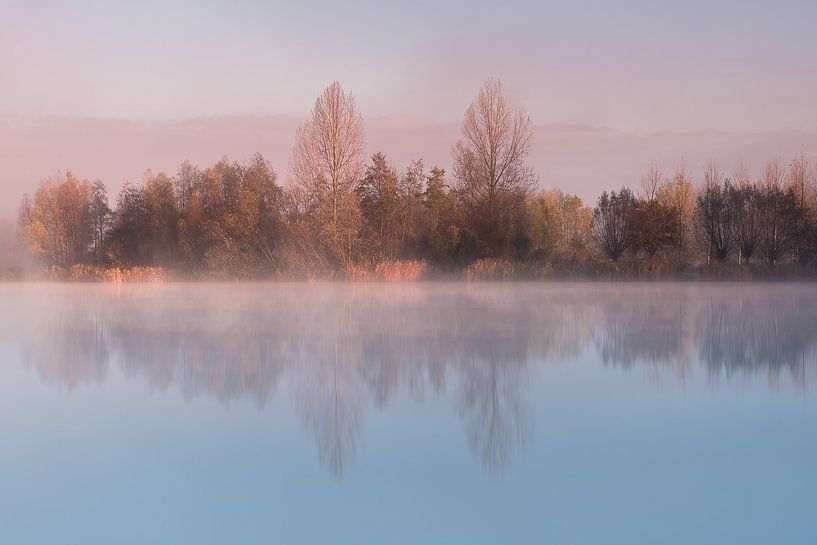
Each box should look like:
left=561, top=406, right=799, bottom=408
left=526, top=189, right=592, bottom=258
left=18, top=172, right=99, bottom=267
left=658, top=164, right=695, bottom=262
left=628, top=165, right=677, bottom=259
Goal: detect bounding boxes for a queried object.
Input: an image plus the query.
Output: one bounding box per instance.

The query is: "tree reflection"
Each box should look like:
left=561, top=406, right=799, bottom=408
left=291, top=297, right=366, bottom=478
left=458, top=354, right=531, bottom=476
left=8, top=283, right=817, bottom=478
left=593, top=285, right=817, bottom=390
left=19, top=297, right=109, bottom=390
left=698, top=294, right=817, bottom=390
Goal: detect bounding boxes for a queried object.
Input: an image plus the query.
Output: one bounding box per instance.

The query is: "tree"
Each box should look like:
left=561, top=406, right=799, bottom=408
left=629, top=200, right=677, bottom=259
left=141, top=172, right=179, bottom=266
left=290, top=81, right=364, bottom=229
left=630, top=164, right=677, bottom=259
left=106, top=172, right=178, bottom=267
left=424, top=167, right=448, bottom=233
left=200, top=155, right=284, bottom=274
left=234, top=154, right=285, bottom=270
left=525, top=191, right=562, bottom=257
left=730, top=163, right=759, bottom=264
left=526, top=189, right=592, bottom=258
left=640, top=163, right=662, bottom=202
left=398, top=159, right=426, bottom=255
left=18, top=172, right=94, bottom=267
left=88, top=181, right=111, bottom=264
left=593, top=188, right=636, bottom=261
left=757, top=160, right=793, bottom=267
left=658, top=164, right=695, bottom=262
left=290, top=82, right=365, bottom=267
left=695, top=162, right=734, bottom=262
left=355, top=152, right=402, bottom=259
left=106, top=182, right=147, bottom=266
left=452, top=80, right=536, bottom=254
left=785, top=152, right=814, bottom=264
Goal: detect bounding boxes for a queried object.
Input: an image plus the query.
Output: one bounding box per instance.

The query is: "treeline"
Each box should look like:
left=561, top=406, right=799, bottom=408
left=14, top=80, right=817, bottom=279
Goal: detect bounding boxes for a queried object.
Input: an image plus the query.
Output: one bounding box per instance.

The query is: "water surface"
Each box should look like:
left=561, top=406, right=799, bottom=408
left=1, top=282, right=815, bottom=544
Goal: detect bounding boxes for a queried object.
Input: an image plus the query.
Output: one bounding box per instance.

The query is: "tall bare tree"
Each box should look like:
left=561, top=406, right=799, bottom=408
left=452, top=80, right=535, bottom=252
left=290, top=81, right=365, bottom=228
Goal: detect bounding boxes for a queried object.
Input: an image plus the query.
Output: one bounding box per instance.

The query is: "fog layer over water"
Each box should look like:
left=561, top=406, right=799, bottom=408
left=1, top=282, right=815, bottom=545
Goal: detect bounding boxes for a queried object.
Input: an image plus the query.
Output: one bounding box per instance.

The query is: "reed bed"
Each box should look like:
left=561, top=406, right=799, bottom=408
left=48, top=265, right=169, bottom=282
left=346, top=259, right=428, bottom=281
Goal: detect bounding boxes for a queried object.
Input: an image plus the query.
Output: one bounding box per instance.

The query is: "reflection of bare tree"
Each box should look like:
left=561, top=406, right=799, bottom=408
left=458, top=355, right=531, bottom=476
left=291, top=297, right=366, bottom=478
left=293, top=345, right=364, bottom=478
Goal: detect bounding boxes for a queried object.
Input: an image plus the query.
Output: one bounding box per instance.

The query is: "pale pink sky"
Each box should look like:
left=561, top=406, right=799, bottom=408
left=2, top=0, right=816, bottom=216
left=3, top=114, right=815, bottom=217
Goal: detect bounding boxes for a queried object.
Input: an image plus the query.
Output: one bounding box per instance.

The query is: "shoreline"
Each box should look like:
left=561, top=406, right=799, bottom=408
left=3, top=263, right=817, bottom=283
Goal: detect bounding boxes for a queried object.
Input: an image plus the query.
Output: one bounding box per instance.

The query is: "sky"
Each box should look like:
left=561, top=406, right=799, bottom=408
left=1, top=0, right=816, bottom=215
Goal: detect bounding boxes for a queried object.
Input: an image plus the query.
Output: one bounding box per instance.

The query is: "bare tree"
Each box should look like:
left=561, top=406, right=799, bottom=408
left=695, top=161, right=734, bottom=262
left=758, top=159, right=792, bottom=267
left=452, top=80, right=536, bottom=251
left=593, top=188, right=637, bottom=261
left=640, top=162, right=662, bottom=202
left=290, top=81, right=365, bottom=227
left=731, top=162, right=759, bottom=265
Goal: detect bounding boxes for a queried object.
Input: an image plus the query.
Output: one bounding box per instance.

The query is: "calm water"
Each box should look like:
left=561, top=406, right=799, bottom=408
left=0, top=282, right=815, bottom=545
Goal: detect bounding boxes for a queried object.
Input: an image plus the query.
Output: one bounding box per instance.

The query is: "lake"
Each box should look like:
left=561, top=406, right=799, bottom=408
left=0, top=282, right=815, bottom=545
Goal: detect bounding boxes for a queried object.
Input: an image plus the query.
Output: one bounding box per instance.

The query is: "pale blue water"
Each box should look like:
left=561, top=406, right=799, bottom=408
left=0, top=282, right=815, bottom=545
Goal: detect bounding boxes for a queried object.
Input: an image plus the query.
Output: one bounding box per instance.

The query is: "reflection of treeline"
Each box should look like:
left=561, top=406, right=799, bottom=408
left=14, top=81, right=817, bottom=279
left=595, top=285, right=817, bottom=389
left=17, top=285, right=595, bottom=476
left=19, top=285, right=817, bottom=398
left=699, top=298, right=817, bottom=386
left=15, top=285, right=817, bottom=476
